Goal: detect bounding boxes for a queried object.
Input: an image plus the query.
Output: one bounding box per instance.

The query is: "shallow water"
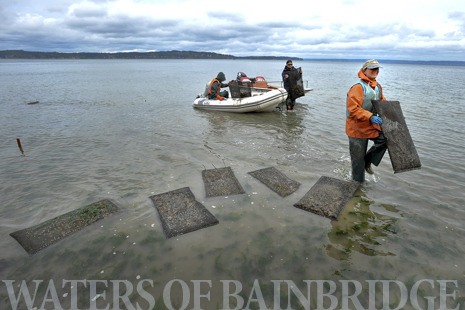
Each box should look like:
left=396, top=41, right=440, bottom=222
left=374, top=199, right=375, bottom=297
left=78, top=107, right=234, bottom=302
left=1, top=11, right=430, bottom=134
left=1, top=59, right=464, bottom=309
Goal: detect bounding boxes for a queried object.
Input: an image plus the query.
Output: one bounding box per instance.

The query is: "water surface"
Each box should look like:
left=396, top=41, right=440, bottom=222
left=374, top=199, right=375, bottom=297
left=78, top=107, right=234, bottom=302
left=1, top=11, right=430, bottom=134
left=1, top=59, right=464, bottom=308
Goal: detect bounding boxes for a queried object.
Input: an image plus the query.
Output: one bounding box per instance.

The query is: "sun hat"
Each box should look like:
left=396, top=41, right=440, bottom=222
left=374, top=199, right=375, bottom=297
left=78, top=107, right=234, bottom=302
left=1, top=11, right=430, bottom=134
left=362, top=59, right=381, bottom=70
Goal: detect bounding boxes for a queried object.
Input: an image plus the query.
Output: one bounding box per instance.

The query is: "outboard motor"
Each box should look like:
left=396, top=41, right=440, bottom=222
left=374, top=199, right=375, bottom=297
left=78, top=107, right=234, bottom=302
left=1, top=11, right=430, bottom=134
left=236, top=72, right=251, bottom=85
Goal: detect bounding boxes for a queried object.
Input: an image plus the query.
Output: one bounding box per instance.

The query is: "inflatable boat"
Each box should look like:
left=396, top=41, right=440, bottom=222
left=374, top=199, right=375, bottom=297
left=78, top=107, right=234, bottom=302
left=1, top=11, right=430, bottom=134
left=193, top=76, right=287, bottom=113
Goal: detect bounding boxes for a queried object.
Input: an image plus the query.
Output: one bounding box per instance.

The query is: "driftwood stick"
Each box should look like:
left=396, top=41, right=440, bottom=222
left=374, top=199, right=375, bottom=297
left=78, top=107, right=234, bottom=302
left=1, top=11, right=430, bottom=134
left=16, top=138, right=25, bottom=156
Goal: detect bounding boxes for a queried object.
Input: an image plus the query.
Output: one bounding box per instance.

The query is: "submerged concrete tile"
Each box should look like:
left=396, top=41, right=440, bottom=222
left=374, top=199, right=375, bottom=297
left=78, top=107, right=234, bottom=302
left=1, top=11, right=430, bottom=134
left=202, top=167, right=245, bottom=198
left=10, top=199, right=119, bottom=255
left=248, top=166, right=300, bottom=197
left=372, top=100, right=422, bottom=173
left=294, top=176, right=359, bottom=220
left=150, top=187, right=219, bottom=238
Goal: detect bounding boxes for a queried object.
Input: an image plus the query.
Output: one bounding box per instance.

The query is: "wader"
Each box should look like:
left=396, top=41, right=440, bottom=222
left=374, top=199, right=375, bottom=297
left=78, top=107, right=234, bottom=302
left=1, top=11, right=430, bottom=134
left=349, top=132, right=387, bottom=182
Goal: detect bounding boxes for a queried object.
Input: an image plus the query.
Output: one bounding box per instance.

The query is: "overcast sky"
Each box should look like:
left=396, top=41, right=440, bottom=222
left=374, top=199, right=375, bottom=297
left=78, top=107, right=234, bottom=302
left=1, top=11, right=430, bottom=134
left=1, top=0, right=464, bottom=61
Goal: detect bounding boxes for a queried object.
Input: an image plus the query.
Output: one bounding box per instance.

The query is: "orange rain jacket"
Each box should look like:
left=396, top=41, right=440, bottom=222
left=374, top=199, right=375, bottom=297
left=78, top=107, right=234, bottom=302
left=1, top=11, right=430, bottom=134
left=345, top=69, right=386, bottom=138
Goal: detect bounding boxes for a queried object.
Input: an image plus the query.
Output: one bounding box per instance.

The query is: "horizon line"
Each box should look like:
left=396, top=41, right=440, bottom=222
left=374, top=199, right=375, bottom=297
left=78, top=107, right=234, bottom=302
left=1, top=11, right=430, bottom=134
left=0, top=50, right=464, bottom=65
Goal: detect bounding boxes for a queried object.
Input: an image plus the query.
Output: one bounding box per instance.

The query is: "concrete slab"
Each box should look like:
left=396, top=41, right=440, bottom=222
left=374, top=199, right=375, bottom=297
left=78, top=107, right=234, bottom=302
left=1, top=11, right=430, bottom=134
left=149, top=187, right=219, bottom=238
left=10, top=199, right=119, bottom=255
left=229, top=80, right=251, bottom=98
left=294, top=176, right=359, bottom=220
left=248, top=167, right=300, bottom=197
left=372, top=100, right=422, bottom=173
left=202, top=167, right=245, bottom=198
left=229, top=80, right=242, bottom=99
left=289, top=67, right=305, bottom=100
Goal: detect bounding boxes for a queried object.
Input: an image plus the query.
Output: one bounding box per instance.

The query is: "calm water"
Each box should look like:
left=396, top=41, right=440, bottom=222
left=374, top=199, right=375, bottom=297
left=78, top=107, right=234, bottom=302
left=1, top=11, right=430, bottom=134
left=1, top=59, right=465, bottom=309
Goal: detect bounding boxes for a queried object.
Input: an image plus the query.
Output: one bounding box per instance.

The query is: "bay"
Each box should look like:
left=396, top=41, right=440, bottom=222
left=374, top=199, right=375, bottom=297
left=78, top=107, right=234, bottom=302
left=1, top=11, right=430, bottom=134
left=1, top=59, right=464, bottom=308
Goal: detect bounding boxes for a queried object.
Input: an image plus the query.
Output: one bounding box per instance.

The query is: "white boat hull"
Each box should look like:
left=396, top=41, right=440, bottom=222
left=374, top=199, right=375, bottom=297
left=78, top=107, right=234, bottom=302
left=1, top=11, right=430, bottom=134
left=192, top=88, right=287, bottom=113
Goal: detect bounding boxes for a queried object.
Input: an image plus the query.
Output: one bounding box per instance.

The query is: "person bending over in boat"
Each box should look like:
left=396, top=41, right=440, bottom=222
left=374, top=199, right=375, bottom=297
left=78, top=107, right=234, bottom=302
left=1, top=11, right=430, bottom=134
left=281, top=60, right=302, bottom=110
left=346, top=59, right=388, bottom=182
left=207, top=72, right=230, bottom=101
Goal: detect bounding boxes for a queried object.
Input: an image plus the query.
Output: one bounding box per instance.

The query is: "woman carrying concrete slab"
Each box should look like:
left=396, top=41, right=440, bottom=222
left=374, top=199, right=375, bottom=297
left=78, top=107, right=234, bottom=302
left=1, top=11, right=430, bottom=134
left=345, top=59, right=388, bottom=182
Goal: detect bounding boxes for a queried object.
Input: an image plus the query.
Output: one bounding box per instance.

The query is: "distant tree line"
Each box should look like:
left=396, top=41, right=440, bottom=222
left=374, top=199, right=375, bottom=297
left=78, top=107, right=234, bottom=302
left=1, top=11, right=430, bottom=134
left=2, top=50, right=462, bottom=65
left=0, top=50, right=302, bottom=60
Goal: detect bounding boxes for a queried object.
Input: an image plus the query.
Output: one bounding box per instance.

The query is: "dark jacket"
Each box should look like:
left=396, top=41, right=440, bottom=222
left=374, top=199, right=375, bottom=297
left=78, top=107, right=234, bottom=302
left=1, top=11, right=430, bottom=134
left=282, top=66, right=302, bottom=101
left=281, top=66, right=301, bottom=91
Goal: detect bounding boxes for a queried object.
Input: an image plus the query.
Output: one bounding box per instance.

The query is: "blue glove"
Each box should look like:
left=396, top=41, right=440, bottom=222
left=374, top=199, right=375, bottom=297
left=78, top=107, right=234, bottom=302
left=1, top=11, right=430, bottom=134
left=370, top=115, right=383, bottom=124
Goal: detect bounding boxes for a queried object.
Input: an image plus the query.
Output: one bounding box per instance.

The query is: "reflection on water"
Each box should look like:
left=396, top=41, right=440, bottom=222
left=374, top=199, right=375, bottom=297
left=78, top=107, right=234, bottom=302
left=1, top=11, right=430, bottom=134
left=326, top=189, right=400, bottom=260
left=200, top=106, right=308, bottom=139
left=198, top=107, right=308, bottom=171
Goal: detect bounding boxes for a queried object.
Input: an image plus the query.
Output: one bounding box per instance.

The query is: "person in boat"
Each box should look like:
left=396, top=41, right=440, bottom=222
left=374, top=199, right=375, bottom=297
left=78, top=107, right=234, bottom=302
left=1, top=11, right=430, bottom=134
left=346, top=59, right=388, bottom=182
left=207, top=72, right=230, bottom=101
left=281, top=60, right=302, bottom=110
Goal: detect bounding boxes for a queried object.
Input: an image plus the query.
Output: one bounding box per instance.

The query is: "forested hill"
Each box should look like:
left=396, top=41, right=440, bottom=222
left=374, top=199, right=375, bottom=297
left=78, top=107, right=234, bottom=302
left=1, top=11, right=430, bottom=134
left=0, top=50, right=302, bottom=60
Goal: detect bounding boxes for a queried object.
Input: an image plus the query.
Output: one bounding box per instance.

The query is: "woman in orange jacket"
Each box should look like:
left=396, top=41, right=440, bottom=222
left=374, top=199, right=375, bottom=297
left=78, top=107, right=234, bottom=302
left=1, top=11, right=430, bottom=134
left=346, top=59, right=387, bottom=182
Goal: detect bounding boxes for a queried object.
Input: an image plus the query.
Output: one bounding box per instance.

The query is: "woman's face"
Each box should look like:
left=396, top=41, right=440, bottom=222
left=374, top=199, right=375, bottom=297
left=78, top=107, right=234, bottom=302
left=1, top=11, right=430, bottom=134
left=364, top=68, right=379, bottom=80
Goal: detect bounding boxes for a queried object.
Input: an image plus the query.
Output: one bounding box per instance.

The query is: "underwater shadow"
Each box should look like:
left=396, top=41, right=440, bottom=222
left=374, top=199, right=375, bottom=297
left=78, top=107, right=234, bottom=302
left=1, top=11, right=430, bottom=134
left=325, top=189, right=401, bottom=261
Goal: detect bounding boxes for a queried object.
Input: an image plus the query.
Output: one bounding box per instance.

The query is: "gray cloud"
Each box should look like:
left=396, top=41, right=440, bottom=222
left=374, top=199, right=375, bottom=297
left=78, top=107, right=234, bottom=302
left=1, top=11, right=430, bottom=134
left=0, top=0, right=464, bottom=61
